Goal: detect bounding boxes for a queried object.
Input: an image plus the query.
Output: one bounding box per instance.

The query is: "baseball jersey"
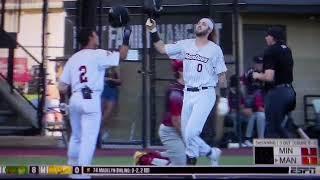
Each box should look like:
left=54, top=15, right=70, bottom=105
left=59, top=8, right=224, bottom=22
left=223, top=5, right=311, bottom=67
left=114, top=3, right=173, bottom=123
left=162, top=81, right=184, bottom=127
left=60, top=49, right=119, bottom=93
left=165, top=39, right=227, bottom=88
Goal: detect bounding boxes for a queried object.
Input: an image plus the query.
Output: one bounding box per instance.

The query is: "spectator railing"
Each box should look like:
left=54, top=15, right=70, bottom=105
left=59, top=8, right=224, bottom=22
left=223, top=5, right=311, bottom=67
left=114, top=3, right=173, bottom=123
left=303, top=95, right=320, bottom=126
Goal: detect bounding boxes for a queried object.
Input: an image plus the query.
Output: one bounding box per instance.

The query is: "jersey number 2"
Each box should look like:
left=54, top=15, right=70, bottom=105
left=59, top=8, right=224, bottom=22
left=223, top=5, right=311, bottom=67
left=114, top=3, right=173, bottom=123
left=197, top=64, right=203, bottom=72
left=79, top=65, right=88, bottom=83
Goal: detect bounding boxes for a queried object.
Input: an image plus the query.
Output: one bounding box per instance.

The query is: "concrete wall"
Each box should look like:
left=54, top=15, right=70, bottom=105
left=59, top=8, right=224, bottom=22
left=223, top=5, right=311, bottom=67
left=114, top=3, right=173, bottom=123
left=241, top=13, right=320, bottom=125
left=17, top=9, right=65, bottom=70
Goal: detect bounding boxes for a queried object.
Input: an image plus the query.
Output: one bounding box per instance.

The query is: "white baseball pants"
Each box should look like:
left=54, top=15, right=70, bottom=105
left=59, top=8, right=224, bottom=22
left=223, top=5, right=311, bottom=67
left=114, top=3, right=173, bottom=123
left=158, top=124, right=186, bottom=165
left=181, top=88, right=216, bottom=158
left=67, top=91, right=102, bottom=166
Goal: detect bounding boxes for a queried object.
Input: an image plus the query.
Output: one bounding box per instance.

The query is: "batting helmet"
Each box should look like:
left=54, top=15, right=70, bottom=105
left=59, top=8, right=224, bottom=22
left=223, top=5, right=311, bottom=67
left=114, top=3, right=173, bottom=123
left=171, top=60, right=183, bottom=72
left=108, top=6, right=130, bottom=28
left=143, top=0, right=163, bottom=18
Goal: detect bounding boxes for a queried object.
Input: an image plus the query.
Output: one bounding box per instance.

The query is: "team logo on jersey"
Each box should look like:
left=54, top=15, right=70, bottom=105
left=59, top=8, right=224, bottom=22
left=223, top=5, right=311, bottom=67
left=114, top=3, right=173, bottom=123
left=185, top=53, right=209, bottom=63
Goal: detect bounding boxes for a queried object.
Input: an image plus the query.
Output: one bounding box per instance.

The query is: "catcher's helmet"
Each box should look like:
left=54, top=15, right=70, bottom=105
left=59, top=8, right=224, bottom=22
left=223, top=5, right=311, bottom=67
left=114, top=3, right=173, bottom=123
left=108, top=6, right=130, bottom=28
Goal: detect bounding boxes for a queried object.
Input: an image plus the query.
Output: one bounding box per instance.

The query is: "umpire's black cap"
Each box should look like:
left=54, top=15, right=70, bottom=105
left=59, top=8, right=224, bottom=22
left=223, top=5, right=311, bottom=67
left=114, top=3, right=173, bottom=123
left=108, top=6, right=130, bottom=28
left=266, top=26, right=285, bottom=41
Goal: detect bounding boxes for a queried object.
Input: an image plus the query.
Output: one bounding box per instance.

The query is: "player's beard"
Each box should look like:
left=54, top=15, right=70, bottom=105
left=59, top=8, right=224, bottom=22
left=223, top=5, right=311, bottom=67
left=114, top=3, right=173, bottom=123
left=195, top=28, right=210, bottom=37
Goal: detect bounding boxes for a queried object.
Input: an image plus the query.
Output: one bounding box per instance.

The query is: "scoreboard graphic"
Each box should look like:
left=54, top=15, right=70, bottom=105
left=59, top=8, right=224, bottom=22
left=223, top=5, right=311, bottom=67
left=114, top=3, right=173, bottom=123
left=254, top=139, right=319, bottom=166
left=0, top=165, right=319, bottom=176
left=0, top=139, right=318, bottom=177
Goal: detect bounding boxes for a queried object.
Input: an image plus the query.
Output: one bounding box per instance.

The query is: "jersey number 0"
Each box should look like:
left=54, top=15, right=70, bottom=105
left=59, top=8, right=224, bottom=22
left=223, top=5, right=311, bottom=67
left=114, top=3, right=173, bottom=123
left=197, top=64, right=203, bottom=72
left=79, top=65, right=88, bottom=83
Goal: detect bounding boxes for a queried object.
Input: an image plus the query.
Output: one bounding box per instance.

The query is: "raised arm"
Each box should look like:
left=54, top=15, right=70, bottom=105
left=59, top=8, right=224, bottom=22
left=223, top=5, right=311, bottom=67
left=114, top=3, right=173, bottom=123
left=153, top=40, right=166, bottom=54
left=146, top=18, right=175, bottom=55
left=119, top=25, right=132, bottom=61
left=119, top=45, right=129, bottom=61
left=97, top=26, right=131, bottom=68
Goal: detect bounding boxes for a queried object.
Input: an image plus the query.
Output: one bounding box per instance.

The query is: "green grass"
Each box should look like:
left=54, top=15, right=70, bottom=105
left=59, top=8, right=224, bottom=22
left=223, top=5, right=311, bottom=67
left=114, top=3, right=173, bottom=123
left=0, top=156, right=252, bottom=165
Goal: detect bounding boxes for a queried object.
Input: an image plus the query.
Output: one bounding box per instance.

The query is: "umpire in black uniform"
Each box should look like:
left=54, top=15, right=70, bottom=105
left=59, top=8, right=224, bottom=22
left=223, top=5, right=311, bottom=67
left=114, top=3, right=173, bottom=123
left=252, top=26, right=296, bottom=138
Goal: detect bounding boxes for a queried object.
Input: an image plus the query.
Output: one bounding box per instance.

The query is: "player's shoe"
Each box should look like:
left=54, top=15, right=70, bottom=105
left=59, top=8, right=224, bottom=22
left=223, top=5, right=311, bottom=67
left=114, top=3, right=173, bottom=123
left=101, top=131, right=109, bottom=143
left=244, top=140, right=253, bottom=147
left=209, top=147, right=222, bottom=166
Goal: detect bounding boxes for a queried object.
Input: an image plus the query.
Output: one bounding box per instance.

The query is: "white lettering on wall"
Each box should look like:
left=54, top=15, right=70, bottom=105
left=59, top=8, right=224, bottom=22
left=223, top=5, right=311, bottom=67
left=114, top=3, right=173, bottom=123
left=75, top=23, right=223, bottom=49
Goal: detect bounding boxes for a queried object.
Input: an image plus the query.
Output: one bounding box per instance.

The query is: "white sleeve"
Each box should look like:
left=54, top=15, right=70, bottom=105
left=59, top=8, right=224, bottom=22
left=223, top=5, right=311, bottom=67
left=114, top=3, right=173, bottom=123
left=59, top=61, right=71, bottom=85
left=95, top=49, right=120, bottom=70
left=215, top=47, right=227, bottom=74
left=164, top=40, right=185, bottom=59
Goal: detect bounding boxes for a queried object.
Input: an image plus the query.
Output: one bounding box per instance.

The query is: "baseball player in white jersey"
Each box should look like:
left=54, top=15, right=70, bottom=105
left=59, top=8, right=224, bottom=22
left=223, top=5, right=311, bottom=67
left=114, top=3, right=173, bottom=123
left=146, top=18, right=230, bottom=165
left=58, top=27, right=131, bottom=166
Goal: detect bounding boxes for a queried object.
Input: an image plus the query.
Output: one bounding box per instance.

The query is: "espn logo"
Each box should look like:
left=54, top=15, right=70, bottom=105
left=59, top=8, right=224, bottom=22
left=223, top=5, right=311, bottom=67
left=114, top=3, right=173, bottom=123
left=301, top=148, right=318, bottom=165
left=290, top=167, right=316, bottom=174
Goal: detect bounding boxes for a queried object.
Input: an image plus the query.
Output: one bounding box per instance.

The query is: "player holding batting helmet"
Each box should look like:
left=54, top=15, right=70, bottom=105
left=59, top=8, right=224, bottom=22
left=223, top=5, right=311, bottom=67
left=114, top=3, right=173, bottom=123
left=108, top=6, right=130, bottom=28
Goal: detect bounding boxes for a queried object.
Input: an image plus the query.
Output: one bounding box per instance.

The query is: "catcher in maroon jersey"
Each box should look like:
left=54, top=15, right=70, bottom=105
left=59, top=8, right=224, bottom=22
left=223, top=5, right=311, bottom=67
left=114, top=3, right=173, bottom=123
left=134, top=60, right=186, bottom=166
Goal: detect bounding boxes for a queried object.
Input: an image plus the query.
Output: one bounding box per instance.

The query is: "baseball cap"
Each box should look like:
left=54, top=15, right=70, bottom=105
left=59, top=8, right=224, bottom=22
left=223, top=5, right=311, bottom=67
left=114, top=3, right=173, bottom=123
left=253, top=56, right=263, bottom=64
left=171, top=60, right=183, bottom=72
left=266, top=26, right=285, bottom=41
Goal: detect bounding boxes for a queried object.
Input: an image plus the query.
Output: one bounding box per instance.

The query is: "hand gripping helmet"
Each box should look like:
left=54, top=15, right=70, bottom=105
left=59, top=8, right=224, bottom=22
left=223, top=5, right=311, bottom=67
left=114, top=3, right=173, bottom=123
left=143, top=0, right=163, bottom=18
left=108, top=6, right=130, bottom=28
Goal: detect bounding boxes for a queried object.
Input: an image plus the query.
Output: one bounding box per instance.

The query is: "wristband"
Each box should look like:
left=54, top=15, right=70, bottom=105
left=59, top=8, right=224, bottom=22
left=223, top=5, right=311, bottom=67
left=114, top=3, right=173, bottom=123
left=151, top=32, right=160, bottom=43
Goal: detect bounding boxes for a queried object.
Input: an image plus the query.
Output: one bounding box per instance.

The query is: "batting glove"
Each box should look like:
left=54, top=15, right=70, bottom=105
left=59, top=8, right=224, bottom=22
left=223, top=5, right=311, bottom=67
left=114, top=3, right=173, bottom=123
left=145, top=18, right=157, bottom=32
left=217, top=97, right=230, bottom=116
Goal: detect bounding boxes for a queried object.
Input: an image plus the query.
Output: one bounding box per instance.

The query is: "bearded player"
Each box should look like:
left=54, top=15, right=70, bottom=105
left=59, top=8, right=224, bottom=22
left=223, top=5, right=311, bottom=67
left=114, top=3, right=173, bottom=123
left=145, top=18, right=229, bottom=166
